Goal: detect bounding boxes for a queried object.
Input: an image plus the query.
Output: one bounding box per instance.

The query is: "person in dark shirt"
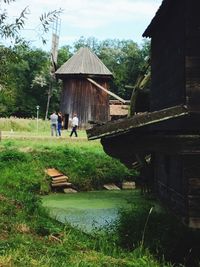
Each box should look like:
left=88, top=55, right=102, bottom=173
left=57, top=111, right=63, bottom=136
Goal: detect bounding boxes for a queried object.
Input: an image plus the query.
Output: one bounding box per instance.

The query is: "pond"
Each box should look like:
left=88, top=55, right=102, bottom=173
left=42, top=190, right=137, bottom=232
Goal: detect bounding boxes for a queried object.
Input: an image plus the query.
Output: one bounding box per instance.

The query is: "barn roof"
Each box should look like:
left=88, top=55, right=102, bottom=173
left=87, top=105, right=189, bottom=140
left=143, top=0, right=173, bottom=38
left=55, top=47, right=113, bottom=78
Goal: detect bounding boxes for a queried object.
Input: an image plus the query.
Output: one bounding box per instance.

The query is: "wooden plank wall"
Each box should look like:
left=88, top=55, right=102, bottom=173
left=185, top=1, right=200, bottom=112
left=150, top=1, right=185, bottom=111
left=154, top=153, right=187, bottom=219
left=60, top=78, right=109, bottom=128
left=155, top=152, right=200, bottom=229
left=183, top=155, right=200, bottom=228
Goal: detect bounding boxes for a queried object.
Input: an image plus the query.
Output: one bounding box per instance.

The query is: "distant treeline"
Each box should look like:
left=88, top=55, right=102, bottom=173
left=0, top=36, right=150, bottom=118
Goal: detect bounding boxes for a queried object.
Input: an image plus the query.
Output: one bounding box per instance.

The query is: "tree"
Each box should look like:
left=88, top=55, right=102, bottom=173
left=0, top=0, right=62, bottom=44
left=0, top=0, right=62, bottom=117
left=57, top=45, right=72, bottom=68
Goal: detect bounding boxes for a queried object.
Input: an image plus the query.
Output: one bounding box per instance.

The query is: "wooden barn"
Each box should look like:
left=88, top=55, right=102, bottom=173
left=55, top=47, right=113, bottom=128
left=87, top=0, right=200, bottom=229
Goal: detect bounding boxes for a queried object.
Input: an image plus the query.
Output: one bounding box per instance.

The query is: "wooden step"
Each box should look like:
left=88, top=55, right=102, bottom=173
left=103, top=183, right=121, bottom=190
left=51, top=182, right=72, bottom=187
left=52, top=175, right=68, bottom=181
left=45, top=168, right=65, bottom=177
left=122, top=181, right=136, bottom=190
left=52, top=179, right=68, bottom=184
left=64, top=188, right=78, bottom=193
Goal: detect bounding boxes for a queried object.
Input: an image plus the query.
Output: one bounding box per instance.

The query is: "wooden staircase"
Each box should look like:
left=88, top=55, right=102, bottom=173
left=45, top=168, right=72, bottom=189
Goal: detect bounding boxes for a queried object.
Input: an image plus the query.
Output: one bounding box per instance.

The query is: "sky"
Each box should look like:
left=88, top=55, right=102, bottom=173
left=4, top=0, right=163, bottom=51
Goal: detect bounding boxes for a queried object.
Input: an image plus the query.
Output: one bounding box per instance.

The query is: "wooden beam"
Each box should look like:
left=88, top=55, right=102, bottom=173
left=87, top=105, right=188, bottom=140
left=87, top=78, right=126, bottom=104
left=101, top=133, right=200, bottom=155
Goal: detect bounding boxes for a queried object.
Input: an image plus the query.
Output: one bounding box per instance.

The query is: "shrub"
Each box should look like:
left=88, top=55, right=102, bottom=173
left=116, top=204, right=200, bottom=266
left=0, top=149, right=29, bottom=162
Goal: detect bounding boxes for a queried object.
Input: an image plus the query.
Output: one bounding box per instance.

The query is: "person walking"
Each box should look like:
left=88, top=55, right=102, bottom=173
left=50, top=111, right=58, bottom=136
left=57, top=111, right=63, bottom=136
left=70, top=113, right=79, bottom=137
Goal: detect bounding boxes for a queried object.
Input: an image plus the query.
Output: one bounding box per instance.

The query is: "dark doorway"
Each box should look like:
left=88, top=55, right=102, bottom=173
left=64, top=114, right=69, bottom=129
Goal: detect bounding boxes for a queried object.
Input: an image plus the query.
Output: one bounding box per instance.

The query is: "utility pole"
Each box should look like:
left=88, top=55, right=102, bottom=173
left=45, top=17, right=61, bottom=120
left=36, top=105, right=40, bottom=132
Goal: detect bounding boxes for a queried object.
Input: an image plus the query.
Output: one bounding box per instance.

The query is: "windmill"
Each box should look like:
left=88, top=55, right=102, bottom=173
left=45, top=17, right=61, bottom=120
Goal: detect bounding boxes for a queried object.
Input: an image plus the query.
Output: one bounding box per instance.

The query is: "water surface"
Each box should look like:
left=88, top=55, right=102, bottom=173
left=42, top=190, right=135, bottom=232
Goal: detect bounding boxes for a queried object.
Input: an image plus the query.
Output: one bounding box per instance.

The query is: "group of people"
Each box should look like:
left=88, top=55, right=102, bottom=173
left=50, top=111, right=79, bottom=137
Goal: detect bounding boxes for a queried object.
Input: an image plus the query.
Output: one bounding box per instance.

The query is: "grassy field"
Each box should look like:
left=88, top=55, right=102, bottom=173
left=0, top=118, right=199, bottom=267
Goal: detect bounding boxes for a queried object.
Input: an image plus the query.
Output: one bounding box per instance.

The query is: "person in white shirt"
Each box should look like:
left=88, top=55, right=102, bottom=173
left=50, top=111, right=58, bottom=136
left=70, top=113, right=79, bottom=137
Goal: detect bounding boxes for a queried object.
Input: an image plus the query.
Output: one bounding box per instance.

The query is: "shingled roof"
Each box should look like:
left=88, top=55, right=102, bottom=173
left=55, top=47, right=113, bottom=78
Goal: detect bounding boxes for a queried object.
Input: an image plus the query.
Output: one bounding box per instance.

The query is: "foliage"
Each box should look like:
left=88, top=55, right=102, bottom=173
left=0, top=0, right=28, bottom=42
left=115, top=204, right=200, bottom=267
left=39, top=9, right=63, bottom=44
left=0, top=0, right=62, bottom=118
left=0, top=0, right=62, bottom=44
left=0, top=149, right=28, bottom=162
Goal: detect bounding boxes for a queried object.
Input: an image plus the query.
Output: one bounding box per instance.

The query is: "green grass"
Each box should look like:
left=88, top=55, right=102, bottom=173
left=0, top=123, right=198, bottom=267
left=0, top=117, right=50, bottom=132
left=0, top=117, right=88, bottom=138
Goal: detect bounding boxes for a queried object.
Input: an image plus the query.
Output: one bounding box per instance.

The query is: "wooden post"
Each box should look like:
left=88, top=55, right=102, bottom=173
left=87, top=78, right=127, bottom=104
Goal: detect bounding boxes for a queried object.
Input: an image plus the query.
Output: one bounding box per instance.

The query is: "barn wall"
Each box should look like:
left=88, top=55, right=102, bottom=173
left=183, top=154, right=200, bottom=228
left=60, top=78, right=109, bottom=128
left=185, top=1, right=200, bottom=112
left=155, top=153, right=187, bottom=220
left=150, top=1, right=185, bottom=111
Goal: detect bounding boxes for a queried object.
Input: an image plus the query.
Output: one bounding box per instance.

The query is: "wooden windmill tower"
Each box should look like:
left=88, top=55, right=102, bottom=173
left=55, top=47, right=114, bottom=128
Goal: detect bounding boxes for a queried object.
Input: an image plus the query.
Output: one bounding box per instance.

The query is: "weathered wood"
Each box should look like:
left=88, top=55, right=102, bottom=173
left=51, top=182, right=72, bottom=187
left=60, top=78, right=110, bottom=128
left=87, top=78, right=126, bottom=104
left=122, top=181, right=136, bottom=190
left=56, top=47, right=113, bottom=128
left=102, top=134, right=200, bottom=156
left=52, top=179, right=69, bottom=184
left=103, top=184, right=121, bottom=190
left=87, top=105, right=188, bottom=140
left=45, top=168, right=63, bottom=177
left=52, top=175, right=68, bottom=181
left=188, top=217, right=200, bottom=229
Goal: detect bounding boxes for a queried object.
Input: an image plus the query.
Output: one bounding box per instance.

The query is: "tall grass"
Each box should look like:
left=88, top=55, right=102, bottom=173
left=0, top=117, right=88, bottom=139
left=0, top=117, right=50, bottom=132
left=115, top=203, right=200, bottom=267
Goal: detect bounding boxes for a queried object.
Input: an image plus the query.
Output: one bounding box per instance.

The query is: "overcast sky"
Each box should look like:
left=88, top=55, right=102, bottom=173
left=4, top=0, right=162, bottom=51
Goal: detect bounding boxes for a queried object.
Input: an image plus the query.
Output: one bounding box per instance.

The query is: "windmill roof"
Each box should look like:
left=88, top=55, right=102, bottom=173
left=55, top=47, right=113, bottom=78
